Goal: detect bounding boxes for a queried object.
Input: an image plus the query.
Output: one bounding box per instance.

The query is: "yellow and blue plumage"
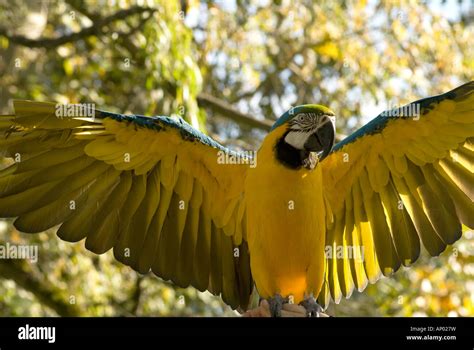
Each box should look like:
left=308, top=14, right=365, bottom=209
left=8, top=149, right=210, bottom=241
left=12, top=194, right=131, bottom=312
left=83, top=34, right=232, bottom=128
left=0, top=81, right=472, bottom=315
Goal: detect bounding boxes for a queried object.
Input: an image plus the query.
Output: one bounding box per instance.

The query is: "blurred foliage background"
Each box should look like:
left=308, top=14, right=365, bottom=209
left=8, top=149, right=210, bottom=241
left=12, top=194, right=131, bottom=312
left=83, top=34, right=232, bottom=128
left=0, top=0, right=473, bottom=316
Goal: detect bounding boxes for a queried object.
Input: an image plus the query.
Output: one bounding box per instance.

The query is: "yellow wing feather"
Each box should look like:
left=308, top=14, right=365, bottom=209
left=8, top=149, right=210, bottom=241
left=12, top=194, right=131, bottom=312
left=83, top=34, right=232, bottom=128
left=0, top=100, right=253, bottom=310
left=319, top=82, right=474, bottom=308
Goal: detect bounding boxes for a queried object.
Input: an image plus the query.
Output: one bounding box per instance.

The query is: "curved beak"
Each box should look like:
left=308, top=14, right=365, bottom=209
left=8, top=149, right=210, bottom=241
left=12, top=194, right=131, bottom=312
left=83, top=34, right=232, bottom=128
left=303, top=122, right=335, bottom=160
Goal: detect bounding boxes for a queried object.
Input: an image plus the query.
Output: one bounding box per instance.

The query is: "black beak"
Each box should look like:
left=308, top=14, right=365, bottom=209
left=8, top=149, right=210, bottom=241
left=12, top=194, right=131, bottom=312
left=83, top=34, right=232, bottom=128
left=304, top=122, right=335, bottom=160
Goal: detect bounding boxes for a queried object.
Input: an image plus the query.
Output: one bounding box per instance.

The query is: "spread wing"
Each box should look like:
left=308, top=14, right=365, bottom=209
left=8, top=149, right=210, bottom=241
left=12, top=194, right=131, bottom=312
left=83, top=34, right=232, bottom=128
left=319, top=81, right=474, bottom=307
left=0, top=101, right=253, bottom=310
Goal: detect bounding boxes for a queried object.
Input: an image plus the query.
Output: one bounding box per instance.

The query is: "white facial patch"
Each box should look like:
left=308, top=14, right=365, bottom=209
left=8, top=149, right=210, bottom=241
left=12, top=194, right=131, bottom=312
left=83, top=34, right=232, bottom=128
left=284, top=129, right=313, bottom=150
left=284, top=113, right=335, bottom=150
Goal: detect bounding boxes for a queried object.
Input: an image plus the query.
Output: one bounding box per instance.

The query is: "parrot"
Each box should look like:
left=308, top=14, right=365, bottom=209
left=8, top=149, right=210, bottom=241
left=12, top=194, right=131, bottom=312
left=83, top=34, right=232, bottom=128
left=0, top=81, right=472, bottom=317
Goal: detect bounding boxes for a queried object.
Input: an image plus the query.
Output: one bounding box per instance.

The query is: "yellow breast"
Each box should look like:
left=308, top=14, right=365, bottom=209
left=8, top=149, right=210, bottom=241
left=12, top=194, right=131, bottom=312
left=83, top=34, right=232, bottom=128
left=244, top=125, right=326, bottom=303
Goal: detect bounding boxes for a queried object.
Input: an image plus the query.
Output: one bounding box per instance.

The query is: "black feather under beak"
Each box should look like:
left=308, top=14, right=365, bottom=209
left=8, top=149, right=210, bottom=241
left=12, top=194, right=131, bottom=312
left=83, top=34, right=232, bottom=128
left=304, top=122, right=335, bottom=160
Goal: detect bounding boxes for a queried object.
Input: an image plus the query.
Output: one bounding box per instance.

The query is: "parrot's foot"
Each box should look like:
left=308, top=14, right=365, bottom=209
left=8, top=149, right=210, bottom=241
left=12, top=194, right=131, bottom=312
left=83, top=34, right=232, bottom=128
left=299, top=297, right=323, bottom=317
left=267, top=294, right=288, bottom=317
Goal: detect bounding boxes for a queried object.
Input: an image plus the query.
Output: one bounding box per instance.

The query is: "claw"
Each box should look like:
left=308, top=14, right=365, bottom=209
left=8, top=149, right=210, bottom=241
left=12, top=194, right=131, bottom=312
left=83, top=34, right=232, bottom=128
left=299, top=297, right=323, bottom=317
left=267, top=294, right=288, bottom=317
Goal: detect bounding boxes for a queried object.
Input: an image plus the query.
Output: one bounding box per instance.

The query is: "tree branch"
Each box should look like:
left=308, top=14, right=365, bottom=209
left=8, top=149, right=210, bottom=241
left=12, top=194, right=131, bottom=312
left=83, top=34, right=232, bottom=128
left=130, top=276, right=143, bottom=315
left=197, top=93, right=274, bottom=131
left=0, top=6, right=156, bottom=49
left=64, top=0, right=101, bottom=21
left=0, top=259, right=83, bottom=316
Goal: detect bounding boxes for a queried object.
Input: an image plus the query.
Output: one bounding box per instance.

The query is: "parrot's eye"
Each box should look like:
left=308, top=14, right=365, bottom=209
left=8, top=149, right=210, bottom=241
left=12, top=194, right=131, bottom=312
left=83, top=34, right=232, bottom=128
left=292, top=113, right=313, bottom=127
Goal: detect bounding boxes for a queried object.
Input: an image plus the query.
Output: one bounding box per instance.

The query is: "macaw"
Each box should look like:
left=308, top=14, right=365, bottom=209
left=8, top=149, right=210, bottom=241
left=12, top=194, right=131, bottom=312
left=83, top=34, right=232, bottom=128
left=0, top=82, right=472, bottom=316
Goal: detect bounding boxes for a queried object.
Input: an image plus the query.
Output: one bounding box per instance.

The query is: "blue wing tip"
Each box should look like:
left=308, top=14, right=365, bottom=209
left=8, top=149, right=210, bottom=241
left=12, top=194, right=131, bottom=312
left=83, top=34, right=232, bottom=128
left=332, top=81, right=473, bottom=152
left=96, top=110, right=242, bottom=156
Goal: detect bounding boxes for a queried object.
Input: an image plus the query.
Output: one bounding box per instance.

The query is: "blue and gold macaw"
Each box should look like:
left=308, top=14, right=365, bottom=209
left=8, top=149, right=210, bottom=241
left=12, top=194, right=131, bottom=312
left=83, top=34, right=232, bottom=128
left=0, top=82, right=472, bottom=316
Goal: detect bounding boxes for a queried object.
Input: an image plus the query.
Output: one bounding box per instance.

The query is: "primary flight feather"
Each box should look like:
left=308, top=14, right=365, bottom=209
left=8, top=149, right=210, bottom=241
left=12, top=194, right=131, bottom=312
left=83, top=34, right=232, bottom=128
left=0, top=82, right=472, bottom=315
